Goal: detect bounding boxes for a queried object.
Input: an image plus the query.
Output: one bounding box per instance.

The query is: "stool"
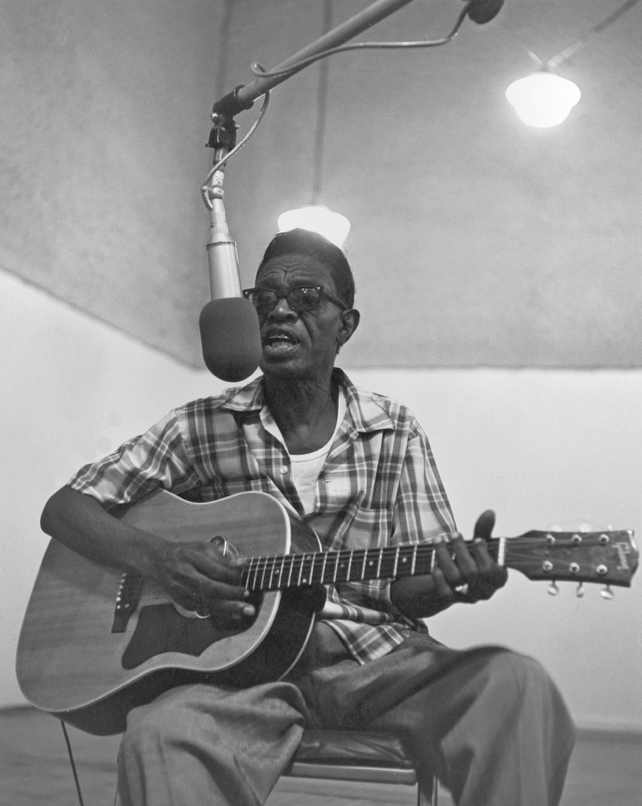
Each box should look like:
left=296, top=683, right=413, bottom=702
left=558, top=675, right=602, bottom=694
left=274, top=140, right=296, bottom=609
left=283, top=730, right=439, bottom=806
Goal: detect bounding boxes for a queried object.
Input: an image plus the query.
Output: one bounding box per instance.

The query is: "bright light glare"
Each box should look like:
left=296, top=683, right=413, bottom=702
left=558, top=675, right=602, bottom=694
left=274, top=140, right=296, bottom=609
left=506, top=72, right=581, bottom=128
left=277, top=205, right=351, bottom=248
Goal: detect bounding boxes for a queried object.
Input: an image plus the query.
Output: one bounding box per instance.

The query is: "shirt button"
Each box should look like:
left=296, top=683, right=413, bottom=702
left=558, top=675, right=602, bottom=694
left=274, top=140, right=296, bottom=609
left=280, top=465, right=289, bottom=474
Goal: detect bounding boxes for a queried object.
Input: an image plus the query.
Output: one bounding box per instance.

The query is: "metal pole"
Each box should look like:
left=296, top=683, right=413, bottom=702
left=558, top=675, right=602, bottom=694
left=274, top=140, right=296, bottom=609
left=217, top=0, right=418, bottom=112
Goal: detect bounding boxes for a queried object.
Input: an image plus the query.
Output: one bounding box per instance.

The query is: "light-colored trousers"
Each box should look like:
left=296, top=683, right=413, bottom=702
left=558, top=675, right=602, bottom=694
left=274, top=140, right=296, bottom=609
left=118, top=625, right=575, bottom=806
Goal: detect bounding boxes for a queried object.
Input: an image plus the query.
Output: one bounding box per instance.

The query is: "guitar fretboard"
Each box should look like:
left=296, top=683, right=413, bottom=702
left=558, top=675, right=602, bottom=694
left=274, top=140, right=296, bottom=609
left=242, top=539, right=503, bottom=592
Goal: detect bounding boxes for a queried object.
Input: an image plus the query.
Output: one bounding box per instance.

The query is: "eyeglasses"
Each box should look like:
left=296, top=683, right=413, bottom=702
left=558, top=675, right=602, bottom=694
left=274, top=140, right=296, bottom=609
left=242, top=285, right=348, bottom=316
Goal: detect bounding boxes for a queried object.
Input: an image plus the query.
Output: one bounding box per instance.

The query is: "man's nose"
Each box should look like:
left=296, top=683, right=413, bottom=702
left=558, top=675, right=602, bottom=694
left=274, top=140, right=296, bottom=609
left=269, top=297, right=297, bottom=318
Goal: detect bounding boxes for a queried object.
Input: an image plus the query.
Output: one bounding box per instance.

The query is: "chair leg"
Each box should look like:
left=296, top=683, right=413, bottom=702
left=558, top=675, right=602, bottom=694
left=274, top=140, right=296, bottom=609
left=417, top=774, right=439, bottom=806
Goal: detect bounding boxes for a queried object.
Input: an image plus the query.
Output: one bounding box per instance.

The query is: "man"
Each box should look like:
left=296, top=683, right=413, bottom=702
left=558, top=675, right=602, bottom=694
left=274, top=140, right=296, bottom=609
left=41, top=228, right=575, bottom=805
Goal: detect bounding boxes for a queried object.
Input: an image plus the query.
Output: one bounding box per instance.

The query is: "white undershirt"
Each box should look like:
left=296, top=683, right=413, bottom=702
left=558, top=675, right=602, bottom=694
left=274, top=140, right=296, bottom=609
left=263, top=390, right=346, bottom=515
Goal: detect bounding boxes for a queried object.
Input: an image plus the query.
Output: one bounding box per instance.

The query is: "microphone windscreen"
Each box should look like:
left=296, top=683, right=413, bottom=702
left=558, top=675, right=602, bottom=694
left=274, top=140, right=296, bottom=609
left=466, top=0, right=504, bottom=24
left=199, top=297, right=262, bottom=382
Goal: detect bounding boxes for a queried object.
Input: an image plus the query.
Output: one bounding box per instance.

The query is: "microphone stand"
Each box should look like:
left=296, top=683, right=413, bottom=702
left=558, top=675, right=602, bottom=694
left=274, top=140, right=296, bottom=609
left=211, top=0, right=418, bottom=119
left=204, top=115, right=241, bottom=299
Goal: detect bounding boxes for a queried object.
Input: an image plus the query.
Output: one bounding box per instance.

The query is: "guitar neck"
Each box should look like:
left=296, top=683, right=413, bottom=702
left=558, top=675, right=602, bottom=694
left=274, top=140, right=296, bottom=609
left=243, top=528, right=637, bottom=591
left=242, top=540, right=502, bottom=592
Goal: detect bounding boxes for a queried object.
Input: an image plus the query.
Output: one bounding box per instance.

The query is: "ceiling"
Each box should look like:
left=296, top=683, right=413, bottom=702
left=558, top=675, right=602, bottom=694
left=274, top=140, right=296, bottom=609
left=3, top=0, right=642, bottom=369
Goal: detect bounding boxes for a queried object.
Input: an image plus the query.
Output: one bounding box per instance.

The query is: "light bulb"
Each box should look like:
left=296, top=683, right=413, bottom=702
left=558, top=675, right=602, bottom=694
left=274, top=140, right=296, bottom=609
left=277, top=204, right=351, bottom=248
left=506, top=72, right=581, bottom=128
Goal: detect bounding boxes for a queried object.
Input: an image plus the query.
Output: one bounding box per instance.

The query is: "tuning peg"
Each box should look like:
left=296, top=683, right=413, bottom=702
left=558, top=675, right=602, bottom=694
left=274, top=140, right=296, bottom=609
left=600, top=585, right=615, bottom=600
left=575, top=583, right=585, bottom=598
left=547, top=581, right=560, bottom=596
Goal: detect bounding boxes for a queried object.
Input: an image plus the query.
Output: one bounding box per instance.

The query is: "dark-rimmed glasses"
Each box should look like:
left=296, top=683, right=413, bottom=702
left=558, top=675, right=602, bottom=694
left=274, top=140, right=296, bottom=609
left=242, top=285, right=348, bottom=316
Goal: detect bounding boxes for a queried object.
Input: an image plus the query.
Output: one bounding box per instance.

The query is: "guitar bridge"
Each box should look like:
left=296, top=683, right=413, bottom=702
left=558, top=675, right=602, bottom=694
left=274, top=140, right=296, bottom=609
left=112, top=572, right=142, bottom=633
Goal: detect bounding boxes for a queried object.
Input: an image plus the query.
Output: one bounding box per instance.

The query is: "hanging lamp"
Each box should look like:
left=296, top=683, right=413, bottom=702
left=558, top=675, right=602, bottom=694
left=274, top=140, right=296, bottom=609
left=506, top=0, right=641, bottom=127
left=277, top=0, right=351, bottom=247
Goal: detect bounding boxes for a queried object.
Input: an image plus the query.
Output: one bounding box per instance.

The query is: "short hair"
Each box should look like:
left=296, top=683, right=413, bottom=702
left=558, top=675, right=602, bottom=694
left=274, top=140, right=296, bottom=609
left=256, top=228, right=356, bottom=309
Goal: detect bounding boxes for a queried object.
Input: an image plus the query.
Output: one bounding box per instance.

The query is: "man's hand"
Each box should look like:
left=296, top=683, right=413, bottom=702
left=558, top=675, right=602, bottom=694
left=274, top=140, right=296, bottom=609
left=390, top=510, right=508, bottom=618
left=431, top=510, right=508, bottom=603
left=148, top=539, right=255, bottom=625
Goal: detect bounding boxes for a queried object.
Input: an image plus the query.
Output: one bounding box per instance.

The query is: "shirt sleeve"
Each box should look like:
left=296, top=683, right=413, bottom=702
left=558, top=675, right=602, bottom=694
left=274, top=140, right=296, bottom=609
left=67, top=409, right=200, bottom=506
left=391, top=418, right=457, bottom=547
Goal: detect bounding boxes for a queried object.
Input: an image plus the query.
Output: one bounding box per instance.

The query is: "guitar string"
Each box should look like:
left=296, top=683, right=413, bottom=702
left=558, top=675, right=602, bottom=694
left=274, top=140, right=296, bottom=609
left=239, top=537, right=618, bottom=590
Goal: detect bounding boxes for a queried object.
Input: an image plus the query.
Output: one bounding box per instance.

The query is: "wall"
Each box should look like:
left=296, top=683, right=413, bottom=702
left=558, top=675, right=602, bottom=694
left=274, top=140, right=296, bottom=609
left=0, top=0, right=218, bottom=365
left=3, top=271, right=641, bottom=731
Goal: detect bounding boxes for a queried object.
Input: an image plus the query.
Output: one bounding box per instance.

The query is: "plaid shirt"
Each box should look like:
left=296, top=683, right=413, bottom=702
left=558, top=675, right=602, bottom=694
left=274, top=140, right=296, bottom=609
left=68, top=369, right=456, bottom=663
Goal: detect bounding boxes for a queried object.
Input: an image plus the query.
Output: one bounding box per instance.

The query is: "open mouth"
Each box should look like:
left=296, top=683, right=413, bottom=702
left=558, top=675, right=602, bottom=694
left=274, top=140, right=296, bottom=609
left=263, top=330, right=297, bottom=346
left=262, top=330, right=299, bottom=354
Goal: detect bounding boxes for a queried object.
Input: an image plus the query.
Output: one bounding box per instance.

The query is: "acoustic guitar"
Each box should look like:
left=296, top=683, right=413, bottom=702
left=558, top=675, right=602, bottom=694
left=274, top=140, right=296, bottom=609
left=16, top=489, right=638, bottom=735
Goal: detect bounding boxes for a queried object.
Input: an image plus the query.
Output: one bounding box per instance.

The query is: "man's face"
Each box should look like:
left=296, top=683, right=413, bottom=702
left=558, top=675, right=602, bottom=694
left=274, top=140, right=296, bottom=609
left=252, top=252, right=357, bottom=381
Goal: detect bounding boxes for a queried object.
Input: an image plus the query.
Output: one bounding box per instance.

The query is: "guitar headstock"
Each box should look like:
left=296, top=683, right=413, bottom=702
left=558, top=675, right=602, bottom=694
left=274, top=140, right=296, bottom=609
left=505, top=529, right=638, bottom=589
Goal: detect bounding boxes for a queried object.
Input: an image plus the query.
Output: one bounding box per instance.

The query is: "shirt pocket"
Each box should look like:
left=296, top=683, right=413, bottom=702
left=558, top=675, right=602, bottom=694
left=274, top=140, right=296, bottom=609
left=343, top=505, right=393, bottom=551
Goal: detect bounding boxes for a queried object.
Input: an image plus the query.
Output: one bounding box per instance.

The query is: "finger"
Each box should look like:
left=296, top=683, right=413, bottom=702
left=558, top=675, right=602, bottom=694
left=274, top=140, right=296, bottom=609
left=210, top=594, right=256, bottom=620
left=198, top=598, right=257, bottom=622
left=199, top=578, right=250, bottom=605
left=469, top=536, right=496, bottom=574
left=469, top=535, right=508, bottom=588
left=432, top=534, right=461, bottom=583
left=473, top=509, right=496, bottom=541
left=433, top=534, right=477, bottom=591
left=431, top=565, right=457, bottom=599
left=448, top=533, right=479, bottom=581
left=192, top=552, right=247, bottom=586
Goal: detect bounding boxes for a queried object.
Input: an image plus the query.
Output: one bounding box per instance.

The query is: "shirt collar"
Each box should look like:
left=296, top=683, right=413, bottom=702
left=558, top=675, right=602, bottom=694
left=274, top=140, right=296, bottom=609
left=219, top=368, right=394, bottom=434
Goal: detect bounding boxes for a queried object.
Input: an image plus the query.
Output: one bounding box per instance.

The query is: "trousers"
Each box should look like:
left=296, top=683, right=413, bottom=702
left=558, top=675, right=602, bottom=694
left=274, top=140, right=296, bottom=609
left=117, top=624, right=576, bottom=806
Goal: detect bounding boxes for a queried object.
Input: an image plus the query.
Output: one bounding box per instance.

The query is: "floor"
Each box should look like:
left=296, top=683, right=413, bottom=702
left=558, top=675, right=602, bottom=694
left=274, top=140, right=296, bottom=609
left=2, top=706, right=641, bottom=806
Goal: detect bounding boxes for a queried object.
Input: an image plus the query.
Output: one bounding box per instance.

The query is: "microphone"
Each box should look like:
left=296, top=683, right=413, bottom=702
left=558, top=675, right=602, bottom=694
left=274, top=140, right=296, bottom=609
left=199, top=196, right=262, bottom=382
left=465, top=0, right=504, bottom=25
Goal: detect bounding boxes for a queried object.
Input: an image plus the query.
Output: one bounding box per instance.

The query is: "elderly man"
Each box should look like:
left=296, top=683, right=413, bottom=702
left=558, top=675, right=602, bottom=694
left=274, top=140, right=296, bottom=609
left=41, top=228, right=575, bottom=806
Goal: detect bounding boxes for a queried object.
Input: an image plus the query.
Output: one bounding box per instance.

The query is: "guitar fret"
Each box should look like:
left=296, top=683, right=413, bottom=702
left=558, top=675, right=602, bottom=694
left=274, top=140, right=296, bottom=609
left=269, top=556, right=282, bottom=590
left=259, top=557, right=268, bottom=589
left=319, top=551, right=329, bottom=585
left=334, top=550, right=350, bottom=584
left=263, top=557, right=273, bottom=589
left=245, top=558, right=256, bottom=590
left=304, top=553, right=314, bottom=585
left=331, top=551, right=339, bottom=583
left=378, top=548, right=394, bottom=579
left=363, top=550, right=373, bottom=580
left=397, top=546, right=411, bottom=577
left=345, top=550, right=353, bottom=582
left=275, top=556, right=285, bottom=587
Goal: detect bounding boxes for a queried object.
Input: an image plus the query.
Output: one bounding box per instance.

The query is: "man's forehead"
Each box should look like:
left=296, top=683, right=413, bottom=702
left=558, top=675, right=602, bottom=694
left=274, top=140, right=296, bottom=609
left=256, top=253, right=335, bottom=283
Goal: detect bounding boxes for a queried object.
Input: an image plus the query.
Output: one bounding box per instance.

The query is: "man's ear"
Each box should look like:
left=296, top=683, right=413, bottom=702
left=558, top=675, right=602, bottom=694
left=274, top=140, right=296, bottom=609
left=337, top=308, right=360, bottom=349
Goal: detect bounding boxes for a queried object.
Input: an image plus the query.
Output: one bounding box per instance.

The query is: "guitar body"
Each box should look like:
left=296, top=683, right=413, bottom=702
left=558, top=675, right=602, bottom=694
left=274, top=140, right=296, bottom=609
left=16, top=490, right=321, bottom=736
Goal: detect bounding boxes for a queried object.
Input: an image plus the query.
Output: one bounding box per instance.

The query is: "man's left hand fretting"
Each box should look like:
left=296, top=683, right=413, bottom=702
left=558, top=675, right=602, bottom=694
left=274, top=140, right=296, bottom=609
left=432, top=510, right=508, bottom=603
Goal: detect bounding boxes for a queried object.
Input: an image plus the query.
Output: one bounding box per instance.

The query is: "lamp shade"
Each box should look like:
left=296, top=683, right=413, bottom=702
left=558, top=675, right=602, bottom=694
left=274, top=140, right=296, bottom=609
left=277, top=204, right=351, bottom=248
left=506, top=72, right=581, bottom=128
